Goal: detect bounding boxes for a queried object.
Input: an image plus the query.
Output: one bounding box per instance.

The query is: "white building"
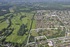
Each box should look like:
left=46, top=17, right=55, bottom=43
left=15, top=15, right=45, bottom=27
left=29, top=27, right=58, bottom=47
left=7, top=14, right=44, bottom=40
left=48, top=41, right=53, bottom=46
left=51, top=15, right=57, bottom=16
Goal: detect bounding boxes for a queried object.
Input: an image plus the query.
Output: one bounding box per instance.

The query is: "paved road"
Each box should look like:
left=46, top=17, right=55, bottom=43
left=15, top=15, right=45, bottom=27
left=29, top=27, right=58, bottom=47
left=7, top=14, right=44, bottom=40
left=57, top=16, right=68, bottom=37
left=26, top=13, right=69, bottom=47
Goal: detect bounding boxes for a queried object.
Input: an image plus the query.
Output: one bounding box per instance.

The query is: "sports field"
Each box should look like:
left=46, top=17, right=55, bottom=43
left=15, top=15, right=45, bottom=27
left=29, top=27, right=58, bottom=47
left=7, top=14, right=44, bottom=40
left=5, top=12, right=35, bottom=43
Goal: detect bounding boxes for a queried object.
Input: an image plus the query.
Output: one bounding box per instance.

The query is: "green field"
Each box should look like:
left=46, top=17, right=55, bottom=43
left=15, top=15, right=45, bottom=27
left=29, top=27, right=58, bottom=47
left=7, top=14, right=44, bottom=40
left=0, top=13, right=12, bottom=19
left=0, top=21, right=9, bottom=31
left=43, top=12, right=49, bottom=15
left=29, top=27, right=66, bottom=42
left=62, top=5, right=70, bottom=7
left=19, top=8, right=30, bottom=10
left=31, top=30, right=38, bottom=37
left=9, top=8, right=14, bottom=12
left=32, top=20, right=36, bottom=29
left=6, top=25, right=27, bottom=43
left=19, top=7, right=33, bottom=11
left=5, top=12, right=35, bottom=43
left=0, top=16, right=4, bottom=19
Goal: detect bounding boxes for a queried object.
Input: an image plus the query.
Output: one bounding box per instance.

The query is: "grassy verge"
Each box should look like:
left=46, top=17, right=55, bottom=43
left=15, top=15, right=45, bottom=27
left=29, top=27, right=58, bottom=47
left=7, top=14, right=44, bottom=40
left=31, top=20, right=36, bottom=29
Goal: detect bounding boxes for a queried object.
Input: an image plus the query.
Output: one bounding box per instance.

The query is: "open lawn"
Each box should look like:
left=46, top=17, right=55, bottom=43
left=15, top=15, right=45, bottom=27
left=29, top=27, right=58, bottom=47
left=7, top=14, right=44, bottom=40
left=0, top=16, right=4, bottom=19
left=31, top=30, right=38, bottom=37
left=0, top=21, right=9, bottom=31
left=32, top=20, right=36, bottom=29
left=5, top=25, right=27, bottom=43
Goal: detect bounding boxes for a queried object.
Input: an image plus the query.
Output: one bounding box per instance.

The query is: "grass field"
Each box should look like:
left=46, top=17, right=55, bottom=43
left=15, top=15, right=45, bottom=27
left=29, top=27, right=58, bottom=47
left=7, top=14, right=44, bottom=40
left=6, top=25, right=27, bottom=43
left=9, top=7, right=14, bottom=12
left=32, top=20, right=36, bottom=29
left=0, top=16, right=4, bottom=19
left=0, top=13, right=14, bottom=31
left=5, top=12, right=35, bottom=43
left=0, top=13, right=12, bottom=19
left=19, top=7, right=33, bottom=11
left=4, top=13, right=12, bottom=16
left=19, top=8, right=30, bottom=10
left=43, top=12, right=49, bottom=15
left=31, top=30, right=38, bottom=37
left=62, top=5, right=70, bottom=7
left=0, top=21, right=9, bottom=31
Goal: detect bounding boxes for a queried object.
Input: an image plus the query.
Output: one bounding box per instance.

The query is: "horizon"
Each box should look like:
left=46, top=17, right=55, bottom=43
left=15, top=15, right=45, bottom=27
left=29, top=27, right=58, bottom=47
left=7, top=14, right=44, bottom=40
left=0, top=0, right=70, bottom=2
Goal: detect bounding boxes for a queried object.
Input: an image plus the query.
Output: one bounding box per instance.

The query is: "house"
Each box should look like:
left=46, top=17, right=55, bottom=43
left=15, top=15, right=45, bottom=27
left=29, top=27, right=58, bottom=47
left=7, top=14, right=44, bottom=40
left=48, top=41, right=53, bottom=47
left=51, top=15, right=57, bottom=16
left=67, top=31, right=70, bottom=36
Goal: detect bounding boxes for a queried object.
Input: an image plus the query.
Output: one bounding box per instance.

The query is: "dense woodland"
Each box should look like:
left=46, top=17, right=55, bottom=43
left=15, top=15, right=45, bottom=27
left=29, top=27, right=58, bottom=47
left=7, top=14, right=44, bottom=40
left=0, top=6, right=11, bottom=16
left=17, top=24, right=28, bottom=36
left=1, top=2, right=70, bottom=16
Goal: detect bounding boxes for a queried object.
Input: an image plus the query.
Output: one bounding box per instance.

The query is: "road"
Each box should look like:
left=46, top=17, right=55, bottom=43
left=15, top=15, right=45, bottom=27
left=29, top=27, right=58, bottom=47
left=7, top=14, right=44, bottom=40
left=26, top=12, right=69, bottom=47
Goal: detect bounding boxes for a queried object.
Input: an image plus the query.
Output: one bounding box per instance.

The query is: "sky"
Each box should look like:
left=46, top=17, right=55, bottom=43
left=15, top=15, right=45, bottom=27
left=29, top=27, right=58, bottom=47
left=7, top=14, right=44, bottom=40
left=0, top=0, right=70, bottom=2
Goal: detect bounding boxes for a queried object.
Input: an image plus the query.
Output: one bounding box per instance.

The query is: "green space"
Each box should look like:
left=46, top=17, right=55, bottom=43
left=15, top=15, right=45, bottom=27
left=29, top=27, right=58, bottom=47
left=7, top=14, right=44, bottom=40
left=31, top=30, right=38, bottom=37
left=4, top=13, right=12, bottom=16
left=5, top=25, right=27, bottom=43
left=19, top=8, right=30, bottom=10
left=62, top=5, right=70, bottom=7
left=29, top=27, right=66, bottom=42
left=0, top=16, right=4, bottom=19
left=0, top=21, right=9, bottom=31
left=32, top=20, right=36, bottom=29
left=43, top=12, right=49, bottom=15
left=19, top=7, right=33, bottom=11
left=5, top=12, right=35, bottom=43
left=0, top=13, right=12, bottom=19
left=1, top=1, right=70, bottom=47
left=9, top=7, right=14, bottom=12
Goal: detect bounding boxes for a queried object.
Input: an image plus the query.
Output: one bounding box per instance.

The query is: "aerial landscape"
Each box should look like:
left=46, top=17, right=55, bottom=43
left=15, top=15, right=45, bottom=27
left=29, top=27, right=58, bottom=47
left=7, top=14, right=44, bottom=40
left=0, top=0, right=70, bottom=47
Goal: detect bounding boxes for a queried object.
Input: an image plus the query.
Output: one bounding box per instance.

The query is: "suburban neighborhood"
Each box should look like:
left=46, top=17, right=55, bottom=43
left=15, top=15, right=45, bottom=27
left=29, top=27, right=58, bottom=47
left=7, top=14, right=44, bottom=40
left=26, top=10, right=70, bottom=47
left=0, top=0, right=70, bottom=47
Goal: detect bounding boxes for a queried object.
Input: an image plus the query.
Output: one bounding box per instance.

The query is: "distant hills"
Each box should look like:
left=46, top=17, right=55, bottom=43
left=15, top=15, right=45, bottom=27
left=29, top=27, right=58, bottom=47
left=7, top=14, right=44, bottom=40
left=0, top=0, right=70, bottom=2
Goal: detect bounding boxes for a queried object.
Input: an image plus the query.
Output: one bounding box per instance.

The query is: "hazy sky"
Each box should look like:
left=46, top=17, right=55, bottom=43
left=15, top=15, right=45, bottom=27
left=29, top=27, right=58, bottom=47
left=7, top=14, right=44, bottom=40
left=0, top=0, right=70, bottom=2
